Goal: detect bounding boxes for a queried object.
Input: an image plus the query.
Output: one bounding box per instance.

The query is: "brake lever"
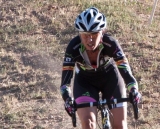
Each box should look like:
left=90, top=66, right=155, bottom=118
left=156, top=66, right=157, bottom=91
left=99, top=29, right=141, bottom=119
left=129, top=93, right=139, bottom=120
left=71, top=100, right=76, bottom=127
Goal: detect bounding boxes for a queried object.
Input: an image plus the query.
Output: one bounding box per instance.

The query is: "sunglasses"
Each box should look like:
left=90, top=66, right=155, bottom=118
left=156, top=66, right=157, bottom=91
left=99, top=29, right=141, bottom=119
left=79, top=31, right=101, bottom=38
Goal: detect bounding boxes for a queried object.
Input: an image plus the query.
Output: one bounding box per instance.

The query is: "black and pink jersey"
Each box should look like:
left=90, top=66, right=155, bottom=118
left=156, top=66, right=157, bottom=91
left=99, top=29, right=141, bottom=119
left=60, top=33, right=138, bottom=101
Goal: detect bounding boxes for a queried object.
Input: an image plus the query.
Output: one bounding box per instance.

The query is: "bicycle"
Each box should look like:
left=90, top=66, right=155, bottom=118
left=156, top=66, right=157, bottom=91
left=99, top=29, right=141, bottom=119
left=70, top=93, right=139, bottom=129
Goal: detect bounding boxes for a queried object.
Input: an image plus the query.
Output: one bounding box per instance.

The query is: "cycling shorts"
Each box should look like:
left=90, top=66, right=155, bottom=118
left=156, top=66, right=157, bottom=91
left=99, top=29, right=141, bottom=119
left=73, top=64, right=127, bottom=109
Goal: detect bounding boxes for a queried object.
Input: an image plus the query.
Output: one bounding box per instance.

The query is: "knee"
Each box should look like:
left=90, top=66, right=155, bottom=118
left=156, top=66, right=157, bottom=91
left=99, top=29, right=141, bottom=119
left=81, top=116, right=96, bottom=129
left=111, top=107, right=128, bottom=129
left=77, top=107, right=97, bottom=129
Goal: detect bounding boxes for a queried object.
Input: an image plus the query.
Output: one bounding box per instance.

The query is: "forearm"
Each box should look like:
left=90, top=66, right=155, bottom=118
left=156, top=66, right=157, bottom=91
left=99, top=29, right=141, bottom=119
left=115, top=58, right=138, bottom=91
left=60, top=85, right=72, bottom=101
left=60, top=69, right=74, bottom=101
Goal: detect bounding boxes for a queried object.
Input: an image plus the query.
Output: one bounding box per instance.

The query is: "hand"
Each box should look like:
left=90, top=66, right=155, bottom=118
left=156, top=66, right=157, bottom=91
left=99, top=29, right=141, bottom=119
left=64, top=97, right=75, bottom=117
left=130, top=88, right=142, bottom=104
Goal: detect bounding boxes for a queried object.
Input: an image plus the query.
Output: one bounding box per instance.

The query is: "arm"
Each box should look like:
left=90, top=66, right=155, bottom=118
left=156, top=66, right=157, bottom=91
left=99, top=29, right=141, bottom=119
left=60, top=51, right=75, bottom=101
left=60, top=36, right=81, bottom=101
left=111, top=39, right=141, bottom=103
left=104, top=36, right=138, bottom=91
left=115, top=55, right=138, bottom=91
left=114, top=50, right=138, bottom=91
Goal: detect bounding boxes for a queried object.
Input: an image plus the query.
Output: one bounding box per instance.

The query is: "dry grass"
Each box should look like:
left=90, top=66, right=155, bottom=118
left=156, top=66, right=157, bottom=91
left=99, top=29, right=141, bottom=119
left=0, top=0, right=160, bottom=128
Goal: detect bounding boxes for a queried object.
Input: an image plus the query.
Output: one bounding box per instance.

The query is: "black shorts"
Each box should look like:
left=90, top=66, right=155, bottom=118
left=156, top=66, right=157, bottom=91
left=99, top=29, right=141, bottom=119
left=73, top=64, right=127, bottom=108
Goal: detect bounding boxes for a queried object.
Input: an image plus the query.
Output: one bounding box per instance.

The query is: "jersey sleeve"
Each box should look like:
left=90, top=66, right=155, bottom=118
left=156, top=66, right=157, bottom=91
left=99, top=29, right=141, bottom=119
left=104, top=35, right=138, bottom=91
left=60, top=36, right=81, bottom=101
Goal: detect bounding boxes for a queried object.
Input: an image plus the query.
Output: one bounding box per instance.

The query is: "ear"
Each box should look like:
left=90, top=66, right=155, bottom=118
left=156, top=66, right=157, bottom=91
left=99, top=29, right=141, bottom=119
left=101, top=31, right=103, bottom=38
left=100, top=31, right=103, bottom=42
left=99, top=31, right=103, bottom=37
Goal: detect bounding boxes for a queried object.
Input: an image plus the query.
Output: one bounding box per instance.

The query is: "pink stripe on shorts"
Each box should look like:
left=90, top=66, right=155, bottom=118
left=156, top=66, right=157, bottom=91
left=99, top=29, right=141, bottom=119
left=75, top=96, right=96, bottom=104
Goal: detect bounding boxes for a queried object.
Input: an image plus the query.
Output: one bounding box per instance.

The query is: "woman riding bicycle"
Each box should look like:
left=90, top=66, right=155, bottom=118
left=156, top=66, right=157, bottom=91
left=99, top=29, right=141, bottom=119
left=60, top=7, right=141, bottom=129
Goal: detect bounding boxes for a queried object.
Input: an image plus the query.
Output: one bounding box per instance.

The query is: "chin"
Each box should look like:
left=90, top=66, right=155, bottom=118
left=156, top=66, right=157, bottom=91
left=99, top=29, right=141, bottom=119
left=87, top=48, right=94, bottom=50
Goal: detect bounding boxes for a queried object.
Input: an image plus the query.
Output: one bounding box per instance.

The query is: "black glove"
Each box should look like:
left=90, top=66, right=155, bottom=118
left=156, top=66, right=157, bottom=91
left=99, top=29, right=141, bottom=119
left=64, top=97, right=75, bottom=117
left=130, top=88, right=142, bottom=104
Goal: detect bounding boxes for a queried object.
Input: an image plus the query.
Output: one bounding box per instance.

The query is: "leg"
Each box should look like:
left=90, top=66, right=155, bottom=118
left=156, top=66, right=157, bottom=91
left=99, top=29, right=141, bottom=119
left=77, top=106, right=97, bottom=129
left=101, top=66, right=128, bottom=129
left=73, top=73, right=100, bottom=129
left=110, top=106, right=128, bottom=129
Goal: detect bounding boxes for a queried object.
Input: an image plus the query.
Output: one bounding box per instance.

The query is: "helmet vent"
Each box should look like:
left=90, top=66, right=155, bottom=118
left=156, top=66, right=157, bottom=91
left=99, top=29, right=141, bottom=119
left=84, top=12, right=87, bottom=16
left=75, top=24, right=80, bottom=29
left=100, top=24, right=105, bottom=28
left=102, top=15, right=105, bottom=21
left=98, top=16, right=102, bottom=20
left=79, top=23, right=87, bottom=31
left=91, top=7, right=98, bottom=12
left=90, top=23, right=99, bottom=31
left=87, top=13, right=91, bottom=24
left=93, top=11, right=96, bottom=16
left=78, top=15, right=82, bottom=20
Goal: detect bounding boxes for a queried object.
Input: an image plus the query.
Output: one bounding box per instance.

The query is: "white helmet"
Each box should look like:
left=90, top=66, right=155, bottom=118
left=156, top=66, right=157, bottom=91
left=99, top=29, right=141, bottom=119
left=75, top=7, right=107, bottom=32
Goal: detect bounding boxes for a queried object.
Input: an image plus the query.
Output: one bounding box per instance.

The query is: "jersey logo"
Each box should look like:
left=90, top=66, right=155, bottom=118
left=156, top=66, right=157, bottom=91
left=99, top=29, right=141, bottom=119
left=82, top=92, right=90, bottom=96
left=116, top=51, right=124, bottom=57
left=65, top=57, right=72, bottom=62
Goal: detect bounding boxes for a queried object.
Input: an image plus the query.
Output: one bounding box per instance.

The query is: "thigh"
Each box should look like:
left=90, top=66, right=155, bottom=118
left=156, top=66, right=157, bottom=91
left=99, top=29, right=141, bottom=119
left=102, top=66, right=126, bottom=107
left=73, top=73, right=99, bottom=104
left=110, top=107, right=128, bottom=129
left=73, top=73, right=99, bottom=128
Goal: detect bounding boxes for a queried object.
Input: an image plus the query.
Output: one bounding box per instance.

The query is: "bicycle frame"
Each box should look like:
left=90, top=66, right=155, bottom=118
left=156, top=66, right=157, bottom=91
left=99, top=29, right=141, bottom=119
left=99, top=99, right=112, bottom=129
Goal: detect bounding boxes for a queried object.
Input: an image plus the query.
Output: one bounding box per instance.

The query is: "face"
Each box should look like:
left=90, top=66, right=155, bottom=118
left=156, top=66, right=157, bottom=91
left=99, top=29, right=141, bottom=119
left=79, top=31, right=102, bottom=51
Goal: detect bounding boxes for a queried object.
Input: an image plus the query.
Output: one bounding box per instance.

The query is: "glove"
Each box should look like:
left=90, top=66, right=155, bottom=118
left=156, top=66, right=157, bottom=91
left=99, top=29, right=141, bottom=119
left=64, top=97, right=75, bottom=117
left=130, top=88, right=142, bottom=104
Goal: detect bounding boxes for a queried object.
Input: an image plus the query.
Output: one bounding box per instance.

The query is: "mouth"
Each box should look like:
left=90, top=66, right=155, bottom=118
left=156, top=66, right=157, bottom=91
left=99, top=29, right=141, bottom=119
left=86, top=44, right=96, bottom=51
left=87, top=43, right=94, bottom=48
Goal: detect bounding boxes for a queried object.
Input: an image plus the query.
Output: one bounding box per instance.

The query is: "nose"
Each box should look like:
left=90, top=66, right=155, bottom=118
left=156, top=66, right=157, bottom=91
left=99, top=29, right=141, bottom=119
left=88, top=35, right=92, bottom=41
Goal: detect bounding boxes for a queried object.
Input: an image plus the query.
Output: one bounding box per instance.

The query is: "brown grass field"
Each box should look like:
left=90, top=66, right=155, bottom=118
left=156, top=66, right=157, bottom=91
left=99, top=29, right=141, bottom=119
left=0, top=0, right=160, bottom=129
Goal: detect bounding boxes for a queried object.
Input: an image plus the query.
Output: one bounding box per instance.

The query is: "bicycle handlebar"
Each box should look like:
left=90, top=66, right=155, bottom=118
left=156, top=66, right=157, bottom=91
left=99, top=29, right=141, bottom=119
left=76, top=98, right=130, bottom=108
left=129, top=93, right=139, bottom=120
left=71, top=96, right=139, bottom=127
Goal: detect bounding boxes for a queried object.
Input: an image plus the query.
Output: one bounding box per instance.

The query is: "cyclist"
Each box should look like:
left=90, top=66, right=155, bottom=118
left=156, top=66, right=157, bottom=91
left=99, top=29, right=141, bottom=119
left=60, top=7, right=141, bottom=129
